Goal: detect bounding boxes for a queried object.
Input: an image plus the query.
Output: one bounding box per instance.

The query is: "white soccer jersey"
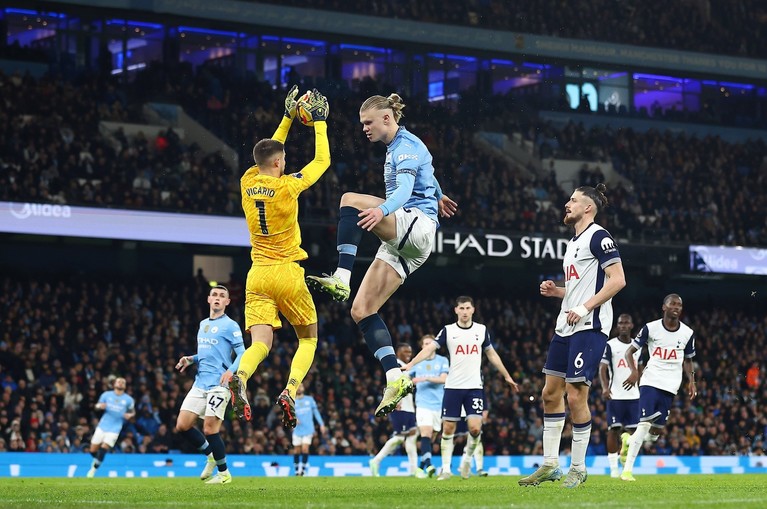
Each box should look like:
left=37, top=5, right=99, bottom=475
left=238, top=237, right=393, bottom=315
left=633, top=319, right=695, bottom=394
left=435, top=322, right=493, bottom=389
left=556, top=223, right=621, bottom=337
left=397, top=359, right=415, bottom=412
left=601, top=337, right=641, bottom=400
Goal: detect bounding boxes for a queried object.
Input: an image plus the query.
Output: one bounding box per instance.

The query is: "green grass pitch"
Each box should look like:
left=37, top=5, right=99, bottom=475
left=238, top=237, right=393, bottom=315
left=1, top=475, right=765, bottom=508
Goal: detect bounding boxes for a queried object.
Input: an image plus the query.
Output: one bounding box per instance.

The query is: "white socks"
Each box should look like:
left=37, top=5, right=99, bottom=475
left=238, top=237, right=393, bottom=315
left=373, top=435, right=404, bottom=463
left=570, top=421, right=592, bottom=470
left=385, top=368, right=403, bottom=383
left=404, top=434, right=418, bottom=473
left=464, top=432, right=481, bottom=459
left=334, top=268, right=351, bottom=286
left=542, top=415, right=566, bottom=466
left=624, top=422, right=651, bottom=471
left=440, top=434, right=455, bottom=473
left=473, top=440, right=484, bottom=470
left=608, top=452, right=619, bottom=472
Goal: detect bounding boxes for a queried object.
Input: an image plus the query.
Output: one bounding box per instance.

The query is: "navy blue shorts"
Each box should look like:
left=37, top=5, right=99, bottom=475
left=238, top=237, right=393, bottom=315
left=390, top=410, right=416, bottom=435
left=543, top=331, right=607, bottom=385
left=442, top=388, right=484, bottom=421
left=607, top=399, right=640, bottom=429
left=638, top=386, right=675, bottom=427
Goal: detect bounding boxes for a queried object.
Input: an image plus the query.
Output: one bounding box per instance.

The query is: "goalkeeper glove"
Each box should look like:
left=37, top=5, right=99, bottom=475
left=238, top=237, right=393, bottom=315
left=305, top=88, right=330, bottom=122
left=284, top=84, right=299, bottom=119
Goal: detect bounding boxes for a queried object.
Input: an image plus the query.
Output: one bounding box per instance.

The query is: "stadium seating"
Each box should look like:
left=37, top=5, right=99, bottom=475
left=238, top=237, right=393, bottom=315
left=3, top=69, right=766, bottom=247
left=255, top=0, right=767, bottom=59
left=0, top=273, right=764, bottom=457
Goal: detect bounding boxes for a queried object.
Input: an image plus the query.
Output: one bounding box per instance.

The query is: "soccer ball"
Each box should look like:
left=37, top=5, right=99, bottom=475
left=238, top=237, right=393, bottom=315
left=295, top=91, right=315, bottom=126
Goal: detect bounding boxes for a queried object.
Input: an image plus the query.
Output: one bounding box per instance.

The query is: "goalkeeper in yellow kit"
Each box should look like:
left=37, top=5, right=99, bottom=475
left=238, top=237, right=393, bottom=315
left=228, top=86, right=330, bottom=428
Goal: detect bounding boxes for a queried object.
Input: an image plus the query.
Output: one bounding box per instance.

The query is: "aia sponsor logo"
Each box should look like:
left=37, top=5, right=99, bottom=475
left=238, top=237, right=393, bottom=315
left=565, top=264, right=580, bottom=281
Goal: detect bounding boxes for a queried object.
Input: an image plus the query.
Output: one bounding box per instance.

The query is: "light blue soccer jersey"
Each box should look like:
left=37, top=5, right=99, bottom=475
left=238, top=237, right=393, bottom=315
left=293, top=395, right=324, bottom=437
left=97, top=391, right=135, bottom=434
left=195, top=315, right=245, bottom=391
left=378, top=126, right=442, bottom=224
left=409, top=354, right=449, bottom=411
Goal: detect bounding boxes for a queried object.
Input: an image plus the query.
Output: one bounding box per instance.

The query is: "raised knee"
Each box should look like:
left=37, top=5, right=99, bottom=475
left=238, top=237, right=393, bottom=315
left=340, top=193, right=358, bottom=208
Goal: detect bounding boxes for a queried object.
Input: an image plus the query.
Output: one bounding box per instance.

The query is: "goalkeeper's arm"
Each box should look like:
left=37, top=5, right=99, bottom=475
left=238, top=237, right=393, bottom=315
left=271, top=116, right=293, bottom=144
left=296, top=121, right=330, bottom=187
left=271, top=84, right=299, bottom=144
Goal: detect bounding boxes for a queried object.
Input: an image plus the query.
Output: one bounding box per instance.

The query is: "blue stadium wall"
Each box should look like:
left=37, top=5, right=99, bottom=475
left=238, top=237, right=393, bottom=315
left=1, top=453, right=765, bottom=477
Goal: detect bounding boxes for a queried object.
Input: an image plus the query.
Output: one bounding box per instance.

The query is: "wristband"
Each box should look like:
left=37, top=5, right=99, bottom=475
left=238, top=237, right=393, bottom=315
left=571, top=304, right=589, bottom=318
left=192, top=355, right=199, bottom=364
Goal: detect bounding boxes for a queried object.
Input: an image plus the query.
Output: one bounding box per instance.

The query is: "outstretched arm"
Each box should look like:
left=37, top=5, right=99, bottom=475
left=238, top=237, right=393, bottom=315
left=485, top=347, right=519, bottom=392
left=294, top=121, right=330, bottom=188
left=272, top=84, right=299, bottom=143
left=402, top=341, right=439, bottom=371
left=271, top=116, right=294, bottom=144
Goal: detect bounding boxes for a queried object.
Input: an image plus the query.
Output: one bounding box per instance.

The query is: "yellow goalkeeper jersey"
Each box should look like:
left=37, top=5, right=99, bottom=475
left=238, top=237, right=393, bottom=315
left=241, top=117, right=330, bottom=265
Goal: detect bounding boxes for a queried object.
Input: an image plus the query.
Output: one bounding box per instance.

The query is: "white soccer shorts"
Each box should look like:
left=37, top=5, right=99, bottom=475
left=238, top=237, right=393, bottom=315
left=91, top=427, right=120, bottom=448
left=416, top=407, right=442, bottom=432
left=376, top=207, right=436, bottom=281
left=180, top=386, right=231, bottom=421
left=292, top=433, right=314, bottom=447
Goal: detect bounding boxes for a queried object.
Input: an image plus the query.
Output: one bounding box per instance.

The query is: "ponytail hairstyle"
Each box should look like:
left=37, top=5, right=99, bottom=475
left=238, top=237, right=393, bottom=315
left=360, top=93, right=406, bottom=122
left=576, top=182, right=609, bottom=215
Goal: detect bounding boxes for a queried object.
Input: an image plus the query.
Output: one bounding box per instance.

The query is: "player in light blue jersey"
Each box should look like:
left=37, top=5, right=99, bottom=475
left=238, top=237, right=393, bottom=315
left=86, top=377, right=135, bottom=477
left=174, top=285, right=245, bottom=485
left=291, top=383, right=326, bottom=476
left=307, top=93, right=458, bottom=418
left=409, top=334, right=449, bottom=478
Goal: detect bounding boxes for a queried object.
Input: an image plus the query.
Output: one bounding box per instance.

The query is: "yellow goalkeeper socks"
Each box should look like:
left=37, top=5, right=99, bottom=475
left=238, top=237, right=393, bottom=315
left=286, top=337, right=318, bottom=398
left=237, top=341, right=270, bottom=380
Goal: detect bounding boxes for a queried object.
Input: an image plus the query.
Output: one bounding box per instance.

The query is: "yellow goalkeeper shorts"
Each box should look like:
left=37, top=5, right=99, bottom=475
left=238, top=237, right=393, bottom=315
left=244, top=262, right=317, bottom=329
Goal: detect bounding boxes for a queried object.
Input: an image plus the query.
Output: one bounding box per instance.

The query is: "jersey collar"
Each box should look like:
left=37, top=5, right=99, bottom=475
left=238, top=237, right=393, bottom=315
left=387, top=126, right=405, bottom=148
left=572, top=221, right=596, bottom=241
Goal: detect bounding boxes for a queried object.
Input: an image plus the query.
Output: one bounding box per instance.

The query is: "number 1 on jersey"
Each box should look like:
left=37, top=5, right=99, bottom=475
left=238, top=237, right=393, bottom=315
left=255, top=200, right=269, bottom=234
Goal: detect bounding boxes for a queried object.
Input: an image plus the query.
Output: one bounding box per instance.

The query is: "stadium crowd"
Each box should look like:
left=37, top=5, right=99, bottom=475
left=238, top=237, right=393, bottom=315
left=0, top=273, right=764, bottom=460
left=261, top=0, right=767, bottom=60
left=2, top=69, right=766, bottom=247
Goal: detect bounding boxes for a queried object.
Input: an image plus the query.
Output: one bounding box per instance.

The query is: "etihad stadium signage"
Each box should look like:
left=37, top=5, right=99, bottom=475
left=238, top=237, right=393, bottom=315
left=433, top=231, right=569, bottom=260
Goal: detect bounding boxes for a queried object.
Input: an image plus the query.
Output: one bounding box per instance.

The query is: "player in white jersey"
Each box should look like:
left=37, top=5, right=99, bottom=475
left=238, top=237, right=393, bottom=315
left=619, top=294, right=696, bottom=482
left=87, top=377, right=135, bottom=477
left=174, top=285, right=245, bottom=484
left=598, top=313, right=641, bottom=478
left=520, top=184, right=626, bottom=489
left=409, top=334, right=449, bottom=478
left=370, top=343, right=418, bottom=476
left=403, top=296, right=518, bottom=481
